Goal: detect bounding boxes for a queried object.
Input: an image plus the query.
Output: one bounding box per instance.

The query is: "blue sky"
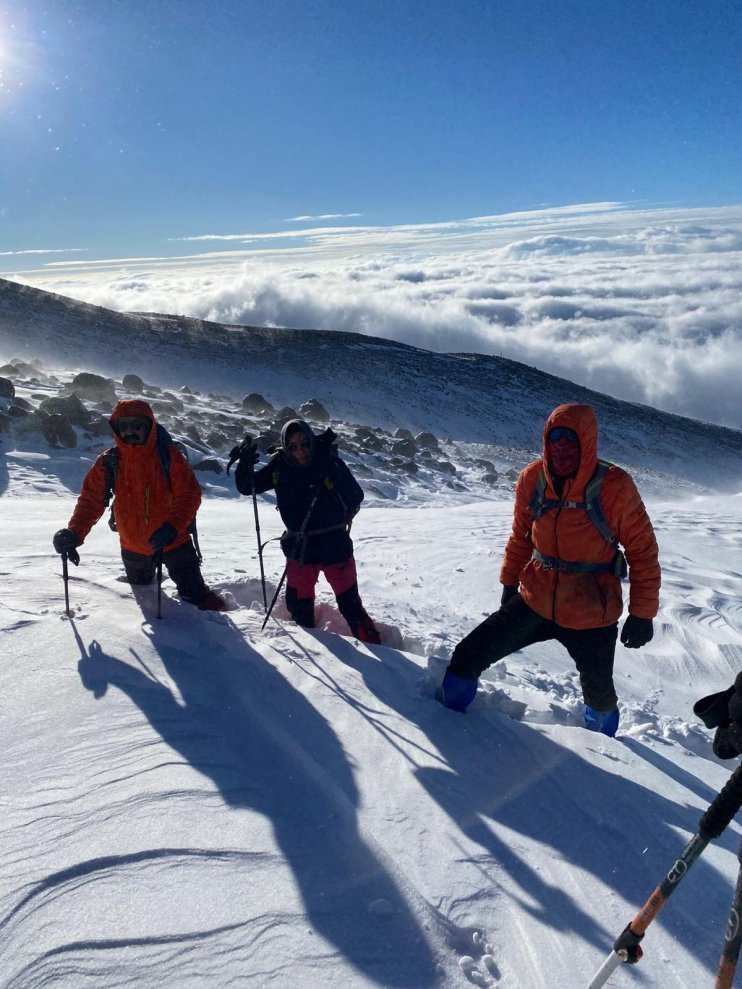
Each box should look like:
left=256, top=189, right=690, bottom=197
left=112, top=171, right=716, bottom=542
left=1, top=0, right=741, bottom=266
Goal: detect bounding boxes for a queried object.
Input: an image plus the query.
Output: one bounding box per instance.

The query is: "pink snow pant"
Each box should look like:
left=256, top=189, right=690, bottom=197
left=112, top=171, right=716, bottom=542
left=286, top=557, right=358, bottom=598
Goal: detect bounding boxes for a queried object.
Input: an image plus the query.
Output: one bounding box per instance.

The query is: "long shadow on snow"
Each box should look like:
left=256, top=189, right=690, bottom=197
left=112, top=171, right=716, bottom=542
left=73, top=608, right=438, bottom=988
left=316, top=632, right=740, bottom=978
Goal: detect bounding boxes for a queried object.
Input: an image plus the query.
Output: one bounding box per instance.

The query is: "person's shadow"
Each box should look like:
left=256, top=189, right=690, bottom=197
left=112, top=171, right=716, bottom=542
left=72, top=611, right=440, bottom=988
left=312, top=632, right=742, bottom=979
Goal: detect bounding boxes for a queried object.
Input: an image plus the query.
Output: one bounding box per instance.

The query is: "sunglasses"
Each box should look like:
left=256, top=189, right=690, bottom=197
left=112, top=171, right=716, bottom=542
left=547, top=427, right=578, bottom=443
left=287, top=439, right=311, bottom=452
left=117, top=418, right=149, bottom=433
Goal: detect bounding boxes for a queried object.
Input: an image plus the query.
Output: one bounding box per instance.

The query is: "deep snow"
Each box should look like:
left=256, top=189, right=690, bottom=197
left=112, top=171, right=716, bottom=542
left=1, top=316, right=742, bottom=987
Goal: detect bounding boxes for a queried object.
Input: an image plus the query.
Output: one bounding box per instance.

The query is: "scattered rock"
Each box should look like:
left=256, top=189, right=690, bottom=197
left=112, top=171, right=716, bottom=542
left=415, top=431, right=440, bottom=451
left=355, top=427, right=385, bottom=451
left=206, top=429, right=231, bottom=449
left=39, top=393, right=92, bottom=426
left=390, top=436, right=417, bottom=458
left=0, top=376, right=15, bottom=399
left=160, top=393, right=185, bottom=412
left=37, top=410, right=77, bottom=448
left=67, top=372, right=117, bottom=405
left=193, top=458, right=224, bottom=474
left=84, top=416, right=114, bottom=437
left=299, top=398, right=330, bottom=422
left=0, top=359, right=39, bottom=378
left=122, top=373, right=145, bottom=393
left=273, top=406, right=299, bottom=427
left=242, top=393, right=275, bottom=414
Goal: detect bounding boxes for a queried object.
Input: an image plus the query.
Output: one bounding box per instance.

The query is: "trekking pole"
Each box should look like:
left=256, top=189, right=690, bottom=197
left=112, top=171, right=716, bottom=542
left=250, top=466, right=268, bottom=612
left=261, top=561, right=288, bottom=631
left=586, top=764, right=742, bottom=989
left=61, top=552, right=73, bottom=618
left=227, top=435, right=267, bottom=612
left=259, top=474, right=326, bottom=632
left=715, top=835, right=742, bottom=989
left=155, top=551, right=163, bottom=619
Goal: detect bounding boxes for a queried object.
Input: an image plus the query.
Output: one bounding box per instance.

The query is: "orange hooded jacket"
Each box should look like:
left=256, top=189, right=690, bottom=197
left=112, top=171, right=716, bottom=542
left=500, top=403, right=660, bottom=629
left=68, top=399, right=201, bottom=557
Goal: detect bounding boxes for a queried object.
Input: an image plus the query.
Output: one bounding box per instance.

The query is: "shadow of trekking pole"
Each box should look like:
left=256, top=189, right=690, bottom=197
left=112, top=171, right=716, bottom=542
left=586, top=764, right=742, bottom=988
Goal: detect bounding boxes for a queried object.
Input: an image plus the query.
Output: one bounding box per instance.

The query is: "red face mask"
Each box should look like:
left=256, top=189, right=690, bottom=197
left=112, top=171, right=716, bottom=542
left=547, top=438, right=580, bottom=477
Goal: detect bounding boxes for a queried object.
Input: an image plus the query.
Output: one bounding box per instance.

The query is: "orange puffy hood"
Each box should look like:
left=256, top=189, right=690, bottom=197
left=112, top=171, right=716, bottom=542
left=109, top=399, right=157, bottom=454
left=542, top=403, right=598, bottom=492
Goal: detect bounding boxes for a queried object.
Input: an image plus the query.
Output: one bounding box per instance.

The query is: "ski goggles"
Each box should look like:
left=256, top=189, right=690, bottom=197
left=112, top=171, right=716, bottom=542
left=547, top=427, right=578, bottom=443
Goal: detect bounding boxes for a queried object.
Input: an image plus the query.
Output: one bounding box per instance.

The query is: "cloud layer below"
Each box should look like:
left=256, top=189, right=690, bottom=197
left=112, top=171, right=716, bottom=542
left=10, top=202, right=742, bottom=428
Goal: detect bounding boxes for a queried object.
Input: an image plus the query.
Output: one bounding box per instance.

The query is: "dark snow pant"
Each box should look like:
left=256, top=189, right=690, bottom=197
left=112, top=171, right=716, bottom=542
left=449, top=594, right=619, bottom=711
left=121, top=540, right=209, bottom=605
left=285, top=556, right=372, bottom=635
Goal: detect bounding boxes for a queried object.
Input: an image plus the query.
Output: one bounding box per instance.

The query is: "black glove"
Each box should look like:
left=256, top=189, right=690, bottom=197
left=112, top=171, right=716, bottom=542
left=53, top=528, right=80, bottom=565
left=713, top=725, right=741, bottom=760
left=695, top=677, right=742, bottom=759
left=501, top=585, right=519, bottom=607
left=229, top=440, right=259, bottom=494
left=314, top=428, right=338, bottom=457
left=148, top=522, right=177, bottom=552
left=620, top=615, right=654, bottom=649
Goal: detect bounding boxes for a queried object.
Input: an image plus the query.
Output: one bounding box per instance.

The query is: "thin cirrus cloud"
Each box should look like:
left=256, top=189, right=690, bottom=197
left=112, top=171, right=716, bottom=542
left=284, top=213, right=364, bottom=222
left=9, top=202, right=742, bottom=430
left=0, top=248, right=88, bottom=257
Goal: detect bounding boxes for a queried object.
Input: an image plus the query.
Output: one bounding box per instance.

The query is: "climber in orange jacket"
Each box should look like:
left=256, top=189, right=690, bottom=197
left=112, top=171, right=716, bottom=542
left=441, top=403, right=661, bottom=736
left=52, top=399, right=226, bottom=610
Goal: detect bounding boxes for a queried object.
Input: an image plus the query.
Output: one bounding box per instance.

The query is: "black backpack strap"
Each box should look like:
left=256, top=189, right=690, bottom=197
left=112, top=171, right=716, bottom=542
left=583, top=461, right=617, bottom=546
left=527, top=460, right=627, bottom=578
left=102, top=447, right=119, bottom=507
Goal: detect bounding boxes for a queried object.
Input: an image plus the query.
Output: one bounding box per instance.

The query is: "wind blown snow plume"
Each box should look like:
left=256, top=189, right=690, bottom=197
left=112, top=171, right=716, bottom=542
left=10, top=202, right=742, bottom=428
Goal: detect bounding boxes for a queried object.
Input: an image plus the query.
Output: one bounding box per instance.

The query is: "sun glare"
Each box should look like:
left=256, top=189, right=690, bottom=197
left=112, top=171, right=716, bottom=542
left=0, top=17, right=31, bottom=96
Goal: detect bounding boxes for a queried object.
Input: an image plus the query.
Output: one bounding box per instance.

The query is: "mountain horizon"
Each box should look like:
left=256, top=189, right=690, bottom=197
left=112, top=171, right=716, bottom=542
left=1, top=276, right=741, bottom=497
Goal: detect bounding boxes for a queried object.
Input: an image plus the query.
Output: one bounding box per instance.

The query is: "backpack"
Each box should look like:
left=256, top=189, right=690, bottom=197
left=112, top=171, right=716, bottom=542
left=102, top=423, right=202, bottom=562
left=527, top=460, right=627, bottom=578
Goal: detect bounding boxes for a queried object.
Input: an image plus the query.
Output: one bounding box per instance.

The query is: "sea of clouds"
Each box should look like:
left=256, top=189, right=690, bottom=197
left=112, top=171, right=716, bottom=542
left=10, top=202, right=742, bottom=429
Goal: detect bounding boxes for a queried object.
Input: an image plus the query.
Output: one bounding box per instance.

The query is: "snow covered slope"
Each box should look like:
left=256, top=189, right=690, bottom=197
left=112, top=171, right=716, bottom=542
left=1, top=287, right=741, bottom=988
